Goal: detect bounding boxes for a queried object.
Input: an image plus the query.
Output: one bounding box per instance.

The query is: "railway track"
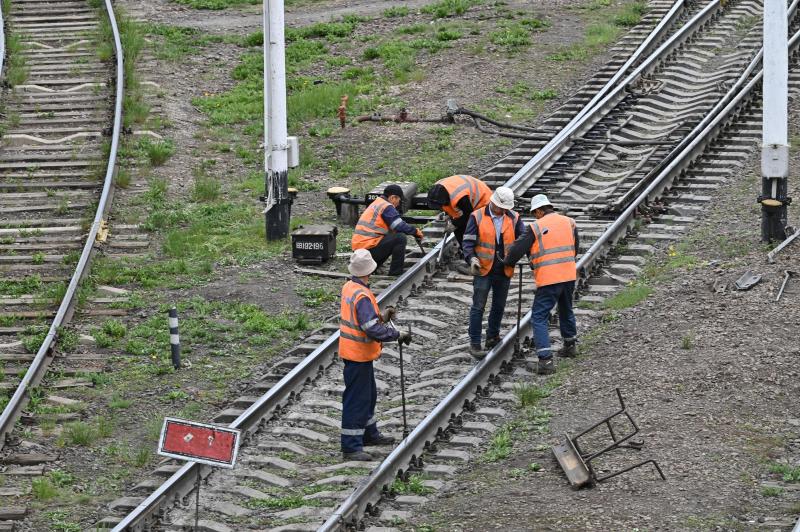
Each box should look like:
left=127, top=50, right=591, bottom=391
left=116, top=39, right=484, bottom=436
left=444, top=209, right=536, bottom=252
left=98, top=0, right=797, bottom=530
left=0, top=0, right=124, bottom=527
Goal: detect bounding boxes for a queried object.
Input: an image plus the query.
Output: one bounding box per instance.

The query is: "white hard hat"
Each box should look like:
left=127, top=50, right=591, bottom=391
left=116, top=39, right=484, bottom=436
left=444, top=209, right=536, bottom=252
left=348, top=248, right=377, bottom=277
left=529, top=194, right=552, bottom=212
left=490, top=186, right=515, bottom=210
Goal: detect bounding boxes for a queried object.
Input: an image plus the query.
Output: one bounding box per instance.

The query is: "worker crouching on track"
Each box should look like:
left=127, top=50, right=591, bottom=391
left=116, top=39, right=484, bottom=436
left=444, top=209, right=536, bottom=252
left=426, top=175, right=492, bottom=251
left=339, top=249, right=413, bottom=461
left=351, top=184, right=424, bottom=277
left=504, top=194, right=580, bottom=375
left=462, top=186, right=524, bottom=359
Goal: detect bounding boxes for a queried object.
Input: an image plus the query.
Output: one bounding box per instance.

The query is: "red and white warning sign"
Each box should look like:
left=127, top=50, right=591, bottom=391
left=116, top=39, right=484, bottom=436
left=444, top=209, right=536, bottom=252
left=157, top=418, right=241, bottom=468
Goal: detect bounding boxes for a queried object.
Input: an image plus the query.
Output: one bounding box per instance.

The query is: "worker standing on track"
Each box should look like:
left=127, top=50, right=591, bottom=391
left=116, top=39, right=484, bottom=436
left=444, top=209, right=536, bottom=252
left=339, top=249, right=413, bottom=461
left=351, top=184, right=424, bottom=277
left=426, top=175, right=492, bottom=250
left=504, top=194, right=580, bottom=375
left=462, top=186, right=525, bottom=359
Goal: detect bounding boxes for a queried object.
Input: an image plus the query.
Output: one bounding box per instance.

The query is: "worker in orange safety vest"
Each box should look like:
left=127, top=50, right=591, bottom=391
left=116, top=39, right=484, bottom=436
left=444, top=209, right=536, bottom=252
left=339, top=249, right=413, bottom=461
left=504, top=194, right=580, bottom=375
left=351, top=184, right=424, bottom=276
left=426, top=175, right=492, bottom=249
left=461, top=186, right=525, bottom=360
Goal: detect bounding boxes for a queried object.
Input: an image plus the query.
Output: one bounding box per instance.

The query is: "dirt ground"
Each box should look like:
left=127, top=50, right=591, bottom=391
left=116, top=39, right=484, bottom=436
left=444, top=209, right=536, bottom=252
left=406, top=115, right=800, bottom=530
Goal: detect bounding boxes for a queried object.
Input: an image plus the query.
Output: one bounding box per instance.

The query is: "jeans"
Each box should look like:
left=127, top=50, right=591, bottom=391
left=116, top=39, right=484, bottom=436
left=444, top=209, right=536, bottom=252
left=341, top=359, right=381, bottom=453
left=531, top=280, right=577, bottom=360
left=468, top=273, right=511, bottom=346
left=369, top=233, right=407, bottom=276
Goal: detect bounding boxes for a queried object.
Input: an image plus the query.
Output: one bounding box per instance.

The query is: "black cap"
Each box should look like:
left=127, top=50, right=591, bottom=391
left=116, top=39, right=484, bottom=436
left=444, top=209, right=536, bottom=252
left=426, top=184, right=449, bottom=208
left=383, top=184, right=404, bottom=199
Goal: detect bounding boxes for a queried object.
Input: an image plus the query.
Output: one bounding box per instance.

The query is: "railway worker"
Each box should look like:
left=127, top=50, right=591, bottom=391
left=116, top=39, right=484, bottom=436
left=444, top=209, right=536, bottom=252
left=339, top=249, right=413, bottom=461
left=462, top=186, right=525, bottom=359
left=351, top=184, right=424, bottom=277
left=426, top=175, right=492, bottom=250
left=504, top=194, right=580, bottom=375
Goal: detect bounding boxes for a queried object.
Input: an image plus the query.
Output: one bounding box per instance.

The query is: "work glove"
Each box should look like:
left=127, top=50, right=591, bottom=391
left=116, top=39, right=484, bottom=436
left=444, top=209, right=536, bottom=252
left=469, top=257, right=481, bottom=276
left=381, top=306, right=396, bottom=323
left=415, top=228, right=424, bottom=241
left=398, top=331, right=413, bottom=345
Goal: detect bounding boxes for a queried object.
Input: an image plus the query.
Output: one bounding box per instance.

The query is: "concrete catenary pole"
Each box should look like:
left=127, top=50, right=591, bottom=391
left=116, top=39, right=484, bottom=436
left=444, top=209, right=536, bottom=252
left=761, top=0, right=791, bottom=241
left=263, top=0, right=290, bottom=240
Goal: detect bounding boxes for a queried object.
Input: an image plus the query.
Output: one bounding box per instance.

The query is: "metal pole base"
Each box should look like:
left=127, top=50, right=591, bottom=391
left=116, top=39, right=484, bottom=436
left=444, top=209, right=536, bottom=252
left=760, top=177, right=790, bottom=243
left=266, top=203, right=290, bottom=241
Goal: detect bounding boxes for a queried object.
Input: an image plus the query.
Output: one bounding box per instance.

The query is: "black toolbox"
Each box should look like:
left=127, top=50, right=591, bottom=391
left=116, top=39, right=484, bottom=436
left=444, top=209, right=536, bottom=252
left=291, top=224, right=338, bottom=264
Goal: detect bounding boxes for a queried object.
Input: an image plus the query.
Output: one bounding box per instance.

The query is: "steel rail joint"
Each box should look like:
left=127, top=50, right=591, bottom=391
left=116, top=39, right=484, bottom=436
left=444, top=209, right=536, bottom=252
left=111, top=239, right=449, bottom=531
left=0, top=0, right=124, bottom=450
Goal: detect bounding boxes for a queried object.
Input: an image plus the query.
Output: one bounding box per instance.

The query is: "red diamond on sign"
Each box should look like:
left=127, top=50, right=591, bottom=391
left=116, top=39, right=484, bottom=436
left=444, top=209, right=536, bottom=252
left=158, top=418, right=241, bottom=468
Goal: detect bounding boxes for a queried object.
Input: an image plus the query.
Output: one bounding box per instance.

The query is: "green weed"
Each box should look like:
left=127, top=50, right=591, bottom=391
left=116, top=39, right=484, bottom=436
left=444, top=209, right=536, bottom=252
left=421, top=0, right=481, bottom=18
left=391, top=474, right=433, bottom=495
left=383, top=6, right=410, bottom=17
left=32, top=477, right=59, bottom=500
left=172, top=0, right=259, bottom=10
left=483, top=425, right=512, bottom=462
left=192, top=174, right=222, bottom=202
left=769, top=463, right=800, bottom=482
left=102, top=319, right=127, bottom=338
left=601, top=282, right=651, bottom=310
left=762, top=486, right=783, bottom=497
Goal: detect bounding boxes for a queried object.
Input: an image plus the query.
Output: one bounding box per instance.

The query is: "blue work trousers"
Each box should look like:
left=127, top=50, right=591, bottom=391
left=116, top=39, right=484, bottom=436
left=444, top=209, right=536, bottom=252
left=341, top=359, right=380, bottom=453
left=531, top=280, right=577, bottom=360
left=469, top=273, right=511, bottom=346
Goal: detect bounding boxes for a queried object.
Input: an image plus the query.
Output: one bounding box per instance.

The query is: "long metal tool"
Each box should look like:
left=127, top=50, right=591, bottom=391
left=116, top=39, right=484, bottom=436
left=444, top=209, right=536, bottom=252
left=437, top=227, right=451, bottom=263
left=415, top=237, right=426, bottom=255
left=776, top=270, right=796, bottom=301
left=390, top=320, right=409, bottom=438
left=515, top=264, right=523, bottom=354
left=767, top=227, right=800, bottom=263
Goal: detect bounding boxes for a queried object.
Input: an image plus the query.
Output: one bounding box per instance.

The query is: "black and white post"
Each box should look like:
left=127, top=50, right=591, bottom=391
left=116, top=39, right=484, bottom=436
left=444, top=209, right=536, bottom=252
left=263, top=0, right=291, bottom=240
left=168, top=307, right=181, bottom=369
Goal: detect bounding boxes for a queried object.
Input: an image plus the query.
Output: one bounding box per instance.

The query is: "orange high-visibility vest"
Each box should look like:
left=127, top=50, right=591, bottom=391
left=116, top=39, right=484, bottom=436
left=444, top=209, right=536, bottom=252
left=528, top=213, right=577, bottom=287
left=468, top=207, right=519, bottom=278
left=352, top=197, right=391, bottom=250
left=437, top=175, right=491, bottom=220
left=338, top=280, right=382, bottom=362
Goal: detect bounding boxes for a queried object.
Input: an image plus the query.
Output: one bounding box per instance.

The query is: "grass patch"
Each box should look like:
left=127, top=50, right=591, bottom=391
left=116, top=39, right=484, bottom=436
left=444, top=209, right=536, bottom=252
left=613, top=1, right=647, bottom=27
left=5, top=33, right=28, bottom=86
left=490, top=19, right=549, bottom=51
left=761, top=486, right=783, bottom=497
left=383, top=6, right=410, bottom=17
left=391, top=474, right=433, bottom=495
left=421, top=0, right=481, bottom=18
left=172, top=0, right=258, bottom=9
left=769, top=463, right=800, bottom=482
left=483, top=425, right=512, bottom=462
left=601, top=283, right=652, bottom=310
left=141, top=23, right=224, bottom=60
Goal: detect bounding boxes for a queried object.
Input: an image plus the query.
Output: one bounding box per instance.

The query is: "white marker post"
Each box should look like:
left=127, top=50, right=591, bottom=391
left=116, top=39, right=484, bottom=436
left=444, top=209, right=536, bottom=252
left=760, top=0, right=790, bottom=241
left=263, top=0, right=291, bottom=241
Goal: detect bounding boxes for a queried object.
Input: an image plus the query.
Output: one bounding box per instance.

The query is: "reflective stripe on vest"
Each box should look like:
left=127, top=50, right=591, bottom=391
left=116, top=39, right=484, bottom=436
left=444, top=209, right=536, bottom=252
left=338, top=280, right=382, bottom=362
left=351, top=197, right=391, bottom=250
left=471, top=208, right=519, bottom=278
left=437, top=175, right=491, bottom=220
left=528, top=213, right=577, bottom=287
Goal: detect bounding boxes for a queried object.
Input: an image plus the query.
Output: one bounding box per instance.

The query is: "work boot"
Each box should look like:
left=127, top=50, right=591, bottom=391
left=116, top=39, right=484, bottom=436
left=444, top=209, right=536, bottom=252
left=537, top=357, right=555, bottom=375
left=558, top=342, right=578, bottom=358
left=342, top=450, right=373, bottom=462
left=485, top=336, right=501, bottom=350
left=364, top=434, right=396, bottom=446
left=469, top=343, right=486, bottom=360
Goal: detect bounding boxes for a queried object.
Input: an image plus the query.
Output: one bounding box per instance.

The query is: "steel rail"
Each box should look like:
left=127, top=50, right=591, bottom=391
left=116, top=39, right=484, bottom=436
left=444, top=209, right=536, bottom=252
left=0, top=0, right=5, bottom=83
left=0, top=0, right=124, bottom=449
left=320, top=11, right=800, bottom=532
left=111, top=4, right=695, bottom=529
left=504, top=0, right=721, bottom=194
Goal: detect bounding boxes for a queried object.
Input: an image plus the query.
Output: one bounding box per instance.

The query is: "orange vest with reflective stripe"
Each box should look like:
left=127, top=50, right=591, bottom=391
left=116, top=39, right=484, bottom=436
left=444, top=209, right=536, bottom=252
left=352, top=197, right=391, bottom=250
left=338, top=280, right=382, bottom=362
left=469, top=208, right=519, bottom=278
left=528, top=213, right=577, bottom=287
left=437, top=175, right=491, bottom=220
